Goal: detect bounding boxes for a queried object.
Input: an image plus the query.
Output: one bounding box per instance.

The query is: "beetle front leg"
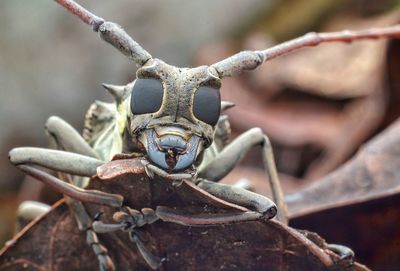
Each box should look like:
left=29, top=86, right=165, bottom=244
left=196, top=179, right=277, bottom=220
left=9, top=147, right=103, bottom=177
left=327, top=244, right=355, bottom=265
left=9, top=115, right=103, bottom=178
left=198, top=127, right=287, bottom=224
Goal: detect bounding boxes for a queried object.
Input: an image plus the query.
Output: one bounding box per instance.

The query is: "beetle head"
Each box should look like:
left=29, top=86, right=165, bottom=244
left=128, top=59, right=221, bottom=173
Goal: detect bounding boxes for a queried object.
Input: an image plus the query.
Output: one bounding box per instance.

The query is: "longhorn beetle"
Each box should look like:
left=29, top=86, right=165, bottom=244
left=7, top=0, right=400, bottom=270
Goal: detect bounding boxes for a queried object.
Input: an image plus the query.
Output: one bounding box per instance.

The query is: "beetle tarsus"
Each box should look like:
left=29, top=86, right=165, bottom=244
left=92, top=207, right=161, bottom=269
left=86, top=229, right=116, bottom=271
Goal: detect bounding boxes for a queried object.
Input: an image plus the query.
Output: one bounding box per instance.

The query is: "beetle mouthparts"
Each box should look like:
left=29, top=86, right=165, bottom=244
left=144, top=129, right=201, bottom=173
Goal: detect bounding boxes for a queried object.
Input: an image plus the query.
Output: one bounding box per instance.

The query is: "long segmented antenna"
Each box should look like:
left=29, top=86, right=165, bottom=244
left=211, top=25, right=400, bottom=78
left=54, top=0, right=152, bottom=66
left=54, top=0, right=400, bottom=78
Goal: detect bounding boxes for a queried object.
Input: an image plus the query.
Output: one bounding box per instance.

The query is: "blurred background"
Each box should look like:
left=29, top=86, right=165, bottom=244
left=1, top=0, right=400, bottom=270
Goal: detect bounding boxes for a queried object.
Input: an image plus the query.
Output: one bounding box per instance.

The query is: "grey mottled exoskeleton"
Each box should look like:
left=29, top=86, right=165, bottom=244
left=8, top=0, right=400, bottom=270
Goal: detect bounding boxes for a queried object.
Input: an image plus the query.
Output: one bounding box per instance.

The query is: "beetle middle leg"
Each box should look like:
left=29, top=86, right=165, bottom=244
left=198, top=127, right=288, bottom=224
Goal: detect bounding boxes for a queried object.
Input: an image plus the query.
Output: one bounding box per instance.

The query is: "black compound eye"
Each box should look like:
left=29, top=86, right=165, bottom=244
left=193, top=86, right=221, bottom=126
left=131, top=79, right=163, bottom=115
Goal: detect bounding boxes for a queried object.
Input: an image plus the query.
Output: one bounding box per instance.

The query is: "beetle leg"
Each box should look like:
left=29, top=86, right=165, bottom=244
left=16, top=164, right=121, bottom=270
left=198, top=127, right=287, bottom=224
left=9, top=145, right=114, bottom=235
left=9, top=116, right=103, bottom=179
left=113, top=207, right=160, bottom=229
left=16, top=163, right=121, bottom=270
left=45, top=115, right=101, bottom=188
left=17, top=201, right=51, bottom=220
left=156, top=206, right=265, bottom=226
left=9, top=147, right=103, bottom=177
left=196, top=179, right=277, bottom=220
left=92, top=221, right=124, bottom=233
left=16, top=165, right=122, bottom=207
left=92, top=207, right=162, bottom=270
left=43, top=116, right=98, bottom=228
left=129, top=230, right=162, bottom=270
left=93, top=223, right=162, bottom=270
left=63, top=195, right=93, bottom=230
left=142, top=160, right=196, bottom=181
left=117, top=207, right=159, bottom=227
left=22, top=116, right=118, bottom=270
left=327, top=244, right=355, bottom=265
left=93, top=207, right=159, bottom=233
left=44, top=116, right=119, bottom=270
left=86, top=229, right=116, bottom=271
left=45, top=116, right=99, bottom=159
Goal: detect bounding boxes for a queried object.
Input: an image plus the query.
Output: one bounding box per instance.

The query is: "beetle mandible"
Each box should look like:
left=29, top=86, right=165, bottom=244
left=7, top=0, right=400, bottom=270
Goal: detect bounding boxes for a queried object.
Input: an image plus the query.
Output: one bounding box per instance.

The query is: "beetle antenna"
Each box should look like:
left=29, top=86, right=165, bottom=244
left=211, top=24, right=400, bottom=78
left=54, top=0, right=152, bottom=67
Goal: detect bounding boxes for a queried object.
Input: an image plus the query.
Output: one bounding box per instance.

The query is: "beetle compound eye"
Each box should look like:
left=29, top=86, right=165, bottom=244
left=193, top=86, right=221, bottom=126
left=131, top=79, right=163, bottom=114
